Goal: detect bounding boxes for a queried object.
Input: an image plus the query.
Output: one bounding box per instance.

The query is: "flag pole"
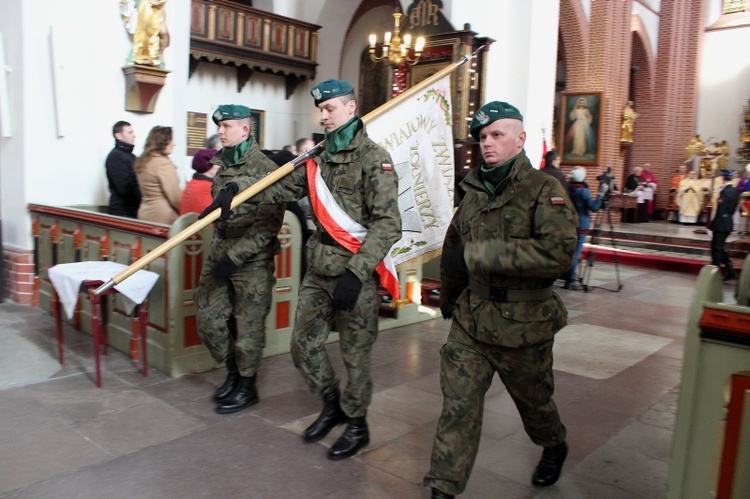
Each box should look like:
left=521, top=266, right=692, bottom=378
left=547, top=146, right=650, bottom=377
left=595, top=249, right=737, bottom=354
left=95, top=44, right=487, bottom=295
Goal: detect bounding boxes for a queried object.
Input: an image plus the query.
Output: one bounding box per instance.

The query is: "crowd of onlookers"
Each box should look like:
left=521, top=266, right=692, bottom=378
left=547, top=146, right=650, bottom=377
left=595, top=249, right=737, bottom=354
left=105, top=120, right=313, bottom=226
left=539, top=148, right=750, bottom=285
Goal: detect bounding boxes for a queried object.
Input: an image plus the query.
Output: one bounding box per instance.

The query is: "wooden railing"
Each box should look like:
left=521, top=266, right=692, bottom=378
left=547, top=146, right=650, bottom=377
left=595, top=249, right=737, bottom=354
left=29, top=204, right=301, bottom=377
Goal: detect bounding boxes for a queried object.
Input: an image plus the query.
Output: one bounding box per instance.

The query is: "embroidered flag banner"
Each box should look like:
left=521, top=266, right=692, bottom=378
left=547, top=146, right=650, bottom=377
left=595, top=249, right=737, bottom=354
left=365, top=75, right=455, bottom=267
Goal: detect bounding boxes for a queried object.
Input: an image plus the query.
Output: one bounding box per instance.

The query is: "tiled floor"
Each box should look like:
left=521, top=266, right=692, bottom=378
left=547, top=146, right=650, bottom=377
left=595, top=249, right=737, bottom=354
left=0, top=257, right=732, bottom=498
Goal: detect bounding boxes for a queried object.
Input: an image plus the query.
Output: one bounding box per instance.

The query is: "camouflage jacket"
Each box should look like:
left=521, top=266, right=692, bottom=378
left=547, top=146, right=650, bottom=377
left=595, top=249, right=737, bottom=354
left=238, top=125, right=401, bottom=281
left=441, top=150, right=578, bottom=347
left=210, top=140, right=285, bottom=265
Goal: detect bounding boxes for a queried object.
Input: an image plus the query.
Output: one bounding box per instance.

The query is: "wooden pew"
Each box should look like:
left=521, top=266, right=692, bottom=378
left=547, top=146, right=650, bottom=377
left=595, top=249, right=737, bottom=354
left=668, top=265, right=750, bottom=499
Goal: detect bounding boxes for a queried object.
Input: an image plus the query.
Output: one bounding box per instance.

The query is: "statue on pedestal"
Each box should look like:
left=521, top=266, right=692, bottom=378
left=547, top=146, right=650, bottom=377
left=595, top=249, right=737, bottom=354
left=684, top=134, right=706, bottom=162
left=121, top=0, right=170, bottom=68
left=714, top=139, right=730, bottom=169
left=620, top=101, right=638, bottom=143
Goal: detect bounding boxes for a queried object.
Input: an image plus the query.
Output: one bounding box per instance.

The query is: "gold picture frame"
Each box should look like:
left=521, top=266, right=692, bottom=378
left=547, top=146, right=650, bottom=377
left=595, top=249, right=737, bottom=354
left=560, top=92, right=603, bottom=166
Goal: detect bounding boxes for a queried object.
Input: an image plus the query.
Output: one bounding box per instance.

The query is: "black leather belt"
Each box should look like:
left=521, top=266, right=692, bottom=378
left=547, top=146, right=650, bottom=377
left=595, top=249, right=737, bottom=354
left=470, top=281, right=553, bottom=302
left=319, top=232, right=337, bottom=245
left=216, top=226, right=251, bottom=239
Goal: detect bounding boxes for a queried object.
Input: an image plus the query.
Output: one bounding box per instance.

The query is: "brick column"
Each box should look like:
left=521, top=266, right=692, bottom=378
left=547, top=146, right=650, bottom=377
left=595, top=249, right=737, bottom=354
left=559, top=0, right=633, bottom=185
left=630, top=0, right=707, bottom=211
left=3, top=247, right=35, bottom=305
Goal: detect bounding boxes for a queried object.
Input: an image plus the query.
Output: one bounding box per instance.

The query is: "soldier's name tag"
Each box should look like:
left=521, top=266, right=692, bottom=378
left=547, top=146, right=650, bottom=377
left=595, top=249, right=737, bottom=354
left=550, top=196, right=566, bottom=206
left=381, top=162, right=393, bottom=171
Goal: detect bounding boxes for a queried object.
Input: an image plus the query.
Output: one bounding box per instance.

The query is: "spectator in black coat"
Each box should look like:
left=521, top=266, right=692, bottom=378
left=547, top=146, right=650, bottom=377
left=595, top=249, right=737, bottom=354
left=541, top=150, right=569, bottom=193
left=710, top=169, right=739, bottom=281
left=106, top=121, right=141, bottom=218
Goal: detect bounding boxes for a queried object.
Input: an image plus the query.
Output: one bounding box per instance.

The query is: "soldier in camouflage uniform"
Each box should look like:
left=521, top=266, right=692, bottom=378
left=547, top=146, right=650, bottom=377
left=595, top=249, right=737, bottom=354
left=203, top=80, right=401, bottom=460
left=194, top=104, right=286, bottom=415
left=424, top=101, right=578, bottom=499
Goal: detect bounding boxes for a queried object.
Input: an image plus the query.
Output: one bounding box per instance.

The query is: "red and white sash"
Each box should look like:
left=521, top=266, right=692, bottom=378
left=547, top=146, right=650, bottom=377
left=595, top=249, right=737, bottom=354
left=305, top=158, right=400, bottom=300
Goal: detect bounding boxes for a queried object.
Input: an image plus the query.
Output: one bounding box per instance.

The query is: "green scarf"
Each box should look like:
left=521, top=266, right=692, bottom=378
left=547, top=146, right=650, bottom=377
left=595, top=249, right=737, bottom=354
left=480, top=153, right=520, bottom=195
left=221, top=137, right=253, bottom=167
left=324, top=117, right=361, bottom=159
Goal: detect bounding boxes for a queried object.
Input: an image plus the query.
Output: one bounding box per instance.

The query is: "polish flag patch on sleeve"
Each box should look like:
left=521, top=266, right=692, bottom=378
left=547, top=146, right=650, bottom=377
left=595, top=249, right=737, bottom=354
left=550, top=196, right=566, bottom=206
left=381, top=162, right=393, bottom=171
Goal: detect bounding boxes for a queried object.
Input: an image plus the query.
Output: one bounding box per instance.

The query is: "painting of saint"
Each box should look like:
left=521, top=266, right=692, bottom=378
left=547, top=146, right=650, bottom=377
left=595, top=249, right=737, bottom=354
left=560, top=92, right=602, bottom=165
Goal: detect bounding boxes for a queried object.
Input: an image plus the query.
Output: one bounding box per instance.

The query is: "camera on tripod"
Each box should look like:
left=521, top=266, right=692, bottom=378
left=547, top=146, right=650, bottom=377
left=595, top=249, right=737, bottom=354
left=579, top=166, right=624, bottom=293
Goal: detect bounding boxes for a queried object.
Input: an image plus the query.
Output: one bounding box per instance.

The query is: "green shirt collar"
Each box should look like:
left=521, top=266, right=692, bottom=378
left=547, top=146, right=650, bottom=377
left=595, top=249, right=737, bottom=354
left=221, top=136, right=253, bottom=167
left=324, top=116, right=361, bottom=159
left=480, top=153, right=520, bottom=194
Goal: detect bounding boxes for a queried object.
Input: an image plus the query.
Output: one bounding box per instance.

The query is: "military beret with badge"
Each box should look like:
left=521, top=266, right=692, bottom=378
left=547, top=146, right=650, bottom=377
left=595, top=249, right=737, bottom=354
left=311, top=79, right=354, bottom=106
left=469, top=101, right=524, bottom=141
left=212, top=104, right=252, bottom=125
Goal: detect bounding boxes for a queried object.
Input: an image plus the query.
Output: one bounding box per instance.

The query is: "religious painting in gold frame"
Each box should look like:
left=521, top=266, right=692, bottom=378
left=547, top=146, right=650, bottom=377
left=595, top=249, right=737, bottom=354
left=559, top=92, right=603, bottom=166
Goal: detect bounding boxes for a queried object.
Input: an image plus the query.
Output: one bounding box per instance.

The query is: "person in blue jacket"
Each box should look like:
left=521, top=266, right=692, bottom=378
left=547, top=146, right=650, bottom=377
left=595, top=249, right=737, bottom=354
left=565, top=166, right=608, bottom=290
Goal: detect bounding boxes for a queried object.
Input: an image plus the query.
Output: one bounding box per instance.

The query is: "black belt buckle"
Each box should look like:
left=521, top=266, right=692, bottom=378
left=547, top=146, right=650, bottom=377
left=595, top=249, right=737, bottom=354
left=489, top=287, right=508, bottom=302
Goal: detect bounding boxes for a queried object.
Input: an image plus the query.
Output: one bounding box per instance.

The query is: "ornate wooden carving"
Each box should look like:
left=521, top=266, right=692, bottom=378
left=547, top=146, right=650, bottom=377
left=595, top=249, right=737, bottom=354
left=190, top=0, right=320, bottom=99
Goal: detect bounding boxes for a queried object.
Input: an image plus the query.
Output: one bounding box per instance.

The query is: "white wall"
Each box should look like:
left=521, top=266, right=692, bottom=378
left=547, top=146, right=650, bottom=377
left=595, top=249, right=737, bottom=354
left=341, top=5, right=394, bottom=98
left=637, top=0, right=661, bottom=12
left=632, top=1, right=659, bottom=57
left=696, top=23, right=750, bottom=170
left=0, top=0, right=25, bottom=248
left=186, top=63, right=308, bottom=152
left=448, top=0, right=560, bottom=167
left=581, top=0, right=592, bottom=21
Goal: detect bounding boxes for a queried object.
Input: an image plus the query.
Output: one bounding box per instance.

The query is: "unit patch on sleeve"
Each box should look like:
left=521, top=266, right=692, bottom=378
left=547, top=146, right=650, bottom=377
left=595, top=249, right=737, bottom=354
left=550, top=196, right=566, bottom=206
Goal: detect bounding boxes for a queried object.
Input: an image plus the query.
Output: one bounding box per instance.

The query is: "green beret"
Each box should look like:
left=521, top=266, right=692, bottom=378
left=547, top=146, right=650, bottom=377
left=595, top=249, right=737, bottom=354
left=212, top=104, right=251, bottom=125
left=469, top=101, right=523, bottom=141
left=310, top=79, right=354, bottom=106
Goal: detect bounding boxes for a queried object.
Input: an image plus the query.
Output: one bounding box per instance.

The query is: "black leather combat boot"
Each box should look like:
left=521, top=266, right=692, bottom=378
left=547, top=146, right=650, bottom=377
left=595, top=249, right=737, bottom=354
left=327, top=416, right=369, bottom=460
left=215, top=374, right=258, bottom=414
left=531, top=441, right=568, bottom=487
left=430, top=488, right=455, bottom=499
left=213, top=355, right=239, bottom=402
left=303, top=386, right=346, bottom=442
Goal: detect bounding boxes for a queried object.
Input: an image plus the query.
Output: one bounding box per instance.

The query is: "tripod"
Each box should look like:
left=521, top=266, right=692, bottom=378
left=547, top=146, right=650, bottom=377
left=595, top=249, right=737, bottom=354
left=579, top=197, right=623, bottom=292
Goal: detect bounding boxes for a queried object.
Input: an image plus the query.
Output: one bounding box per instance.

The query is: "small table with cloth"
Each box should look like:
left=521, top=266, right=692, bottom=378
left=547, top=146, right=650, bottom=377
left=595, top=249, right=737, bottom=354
left=48, top=261, right=159, bottom=387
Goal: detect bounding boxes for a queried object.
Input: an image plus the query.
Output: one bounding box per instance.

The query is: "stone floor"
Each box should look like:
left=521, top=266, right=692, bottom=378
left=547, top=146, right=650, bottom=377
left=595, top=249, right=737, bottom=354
left=0, top=260, right=734, bottom=498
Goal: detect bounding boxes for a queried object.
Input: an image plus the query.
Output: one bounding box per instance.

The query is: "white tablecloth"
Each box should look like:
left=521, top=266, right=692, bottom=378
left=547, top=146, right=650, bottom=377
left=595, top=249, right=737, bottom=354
left=48, top=261, right=160, bottom=319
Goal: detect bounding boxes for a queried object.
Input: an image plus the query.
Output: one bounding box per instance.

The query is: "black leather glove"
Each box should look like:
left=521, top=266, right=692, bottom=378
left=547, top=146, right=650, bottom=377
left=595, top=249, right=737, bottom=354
left=441, top=244, right=467, bottom=278
left=332, top=270, right=363, bottom=311
left=439, top=303, right=454, bottom=320
left=198, top=182, right=239, bottom=220
left=211, top=253, right=239, bottom=282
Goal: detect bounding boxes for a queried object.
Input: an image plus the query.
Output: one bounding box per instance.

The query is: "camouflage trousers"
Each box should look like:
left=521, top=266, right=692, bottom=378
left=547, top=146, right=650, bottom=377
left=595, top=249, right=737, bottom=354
left=424, top=323, right=567, bottom=495
left=194, top=256, right=275, bottom=378
left=290, top=271, right=379, bottom=418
